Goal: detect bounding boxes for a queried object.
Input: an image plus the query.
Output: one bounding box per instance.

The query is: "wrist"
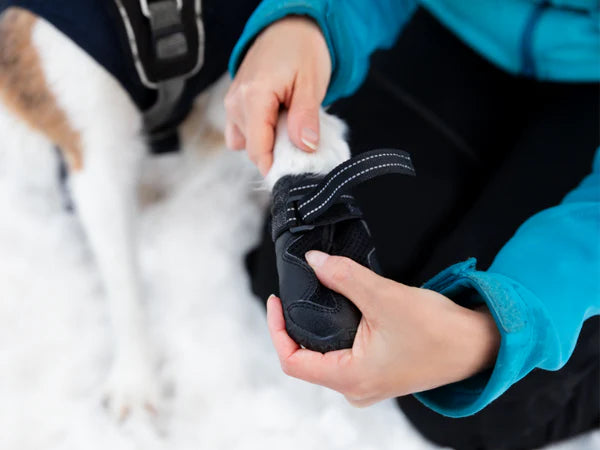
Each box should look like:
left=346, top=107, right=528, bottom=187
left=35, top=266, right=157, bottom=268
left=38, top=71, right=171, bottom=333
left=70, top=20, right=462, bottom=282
left=229, top=0, right=335, bottom=77
left=457, top=306, right=500, bottom=379
left=439, top=305, right=500, bottom=386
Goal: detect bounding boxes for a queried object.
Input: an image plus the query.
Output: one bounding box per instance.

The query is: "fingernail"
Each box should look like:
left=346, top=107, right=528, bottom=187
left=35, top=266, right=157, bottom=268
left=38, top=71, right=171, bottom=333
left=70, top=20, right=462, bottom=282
left=301, top=128, right=318, bottom=151
left=305, top=250, right=328, bottom=268
left=267, top=294, right=275, bottom=302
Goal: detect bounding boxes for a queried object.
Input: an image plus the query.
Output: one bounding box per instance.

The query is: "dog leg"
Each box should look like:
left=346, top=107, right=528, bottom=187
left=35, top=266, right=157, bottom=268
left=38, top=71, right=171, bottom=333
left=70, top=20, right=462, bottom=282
left=69, top=132, right=160, bottom=420
left=27, top=14, right=160, bottom=419
left=265, top=110, right=351, bottom=189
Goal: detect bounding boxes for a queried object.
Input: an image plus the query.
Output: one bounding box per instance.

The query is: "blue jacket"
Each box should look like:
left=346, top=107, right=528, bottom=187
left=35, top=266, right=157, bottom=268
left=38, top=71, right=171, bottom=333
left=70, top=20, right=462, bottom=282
left=230, top=0, right=600, bottom=105
left=229, top=0, right=600, bottom=417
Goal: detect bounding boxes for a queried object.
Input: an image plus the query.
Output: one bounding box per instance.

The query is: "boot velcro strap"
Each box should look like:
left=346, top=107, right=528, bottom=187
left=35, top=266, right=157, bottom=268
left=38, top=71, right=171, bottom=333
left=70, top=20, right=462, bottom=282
left=297, top=150, right=415, bottom=222
left=271, top=149, right=415, bottom=241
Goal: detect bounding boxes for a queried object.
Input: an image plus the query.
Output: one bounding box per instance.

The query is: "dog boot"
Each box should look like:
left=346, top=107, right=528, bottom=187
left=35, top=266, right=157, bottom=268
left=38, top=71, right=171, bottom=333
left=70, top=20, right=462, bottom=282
left=271, top=149, right=415, bottom=352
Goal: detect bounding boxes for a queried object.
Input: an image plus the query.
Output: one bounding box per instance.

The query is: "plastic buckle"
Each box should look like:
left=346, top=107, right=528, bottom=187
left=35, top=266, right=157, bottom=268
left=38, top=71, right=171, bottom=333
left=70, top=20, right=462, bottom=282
left=140, top=0, right=189, bottom=61
left=287, top=195, right=316, bottom=234
left=140, top=0, right=182, bottom=18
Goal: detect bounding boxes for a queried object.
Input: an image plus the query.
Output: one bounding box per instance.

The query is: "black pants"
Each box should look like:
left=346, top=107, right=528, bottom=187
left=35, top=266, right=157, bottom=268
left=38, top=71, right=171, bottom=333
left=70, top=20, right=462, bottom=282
left=245, top=8, right=600, bottom=449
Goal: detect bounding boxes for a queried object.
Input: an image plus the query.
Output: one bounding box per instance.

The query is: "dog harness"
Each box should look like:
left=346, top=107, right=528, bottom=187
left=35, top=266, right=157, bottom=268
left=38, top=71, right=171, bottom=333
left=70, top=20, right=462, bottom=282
left=0, top=0, right=260, bottom=153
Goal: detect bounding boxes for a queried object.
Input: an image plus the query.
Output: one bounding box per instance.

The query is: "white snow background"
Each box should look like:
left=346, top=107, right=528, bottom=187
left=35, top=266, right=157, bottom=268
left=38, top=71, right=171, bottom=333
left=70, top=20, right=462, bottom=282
left=0, top=101, right=597, bottom=450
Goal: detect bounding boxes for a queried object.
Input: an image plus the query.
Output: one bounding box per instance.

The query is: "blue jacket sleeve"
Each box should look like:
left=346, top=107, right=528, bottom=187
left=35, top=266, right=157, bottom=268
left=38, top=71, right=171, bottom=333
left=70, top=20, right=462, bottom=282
left=228, top=0, right=417, bottom=104
left=415, top=148, right=600, bottom=417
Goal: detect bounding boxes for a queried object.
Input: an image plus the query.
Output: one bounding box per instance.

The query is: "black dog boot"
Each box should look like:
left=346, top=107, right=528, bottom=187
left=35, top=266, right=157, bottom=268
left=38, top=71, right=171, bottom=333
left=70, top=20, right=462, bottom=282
left=271, top=149, right=415, bottom=352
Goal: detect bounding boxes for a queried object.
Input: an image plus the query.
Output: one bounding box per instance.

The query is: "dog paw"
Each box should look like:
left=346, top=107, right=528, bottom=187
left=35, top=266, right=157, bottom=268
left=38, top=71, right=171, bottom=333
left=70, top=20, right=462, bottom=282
left=102, top=358, right=161, bottom=422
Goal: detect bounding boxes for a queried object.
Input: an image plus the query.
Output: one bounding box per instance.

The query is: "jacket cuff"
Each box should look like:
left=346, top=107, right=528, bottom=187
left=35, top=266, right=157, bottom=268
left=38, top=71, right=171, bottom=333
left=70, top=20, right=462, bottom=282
left=413, top=259, right=544, bottom=417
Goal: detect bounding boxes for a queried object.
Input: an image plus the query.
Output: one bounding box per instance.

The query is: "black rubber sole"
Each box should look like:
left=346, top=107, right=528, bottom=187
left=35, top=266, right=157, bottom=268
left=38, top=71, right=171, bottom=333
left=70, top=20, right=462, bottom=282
left=283, top=310, right=357, bottom=353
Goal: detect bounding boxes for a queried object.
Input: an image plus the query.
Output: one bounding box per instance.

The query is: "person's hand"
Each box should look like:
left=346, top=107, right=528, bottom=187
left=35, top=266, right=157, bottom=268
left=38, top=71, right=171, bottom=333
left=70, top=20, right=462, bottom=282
left=267, top=250, right=501, bottom=407
left=224, top=16, right=332, bottom=175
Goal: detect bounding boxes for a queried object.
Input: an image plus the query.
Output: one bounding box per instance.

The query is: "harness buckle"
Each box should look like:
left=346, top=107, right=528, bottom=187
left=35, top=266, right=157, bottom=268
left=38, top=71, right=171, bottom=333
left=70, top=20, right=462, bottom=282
left=140, top=0, right=190, bottom=61
left=140, top=0, right=182, bottom=18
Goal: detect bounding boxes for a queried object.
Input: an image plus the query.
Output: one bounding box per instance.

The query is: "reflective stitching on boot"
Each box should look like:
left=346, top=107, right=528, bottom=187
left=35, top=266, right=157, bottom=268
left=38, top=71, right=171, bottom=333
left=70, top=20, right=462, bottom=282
left=298, top=152, right=410, bottom=209
left=302, top=162, right=412, bottom=220
left=289, top=184, right=318, bottom=193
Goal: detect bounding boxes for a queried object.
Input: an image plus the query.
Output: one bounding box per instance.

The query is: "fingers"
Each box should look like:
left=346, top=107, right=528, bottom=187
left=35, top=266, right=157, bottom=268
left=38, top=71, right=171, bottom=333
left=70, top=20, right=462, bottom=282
left=344, top=394, right=379, bottom=408
left=224, top=85, right=279, bottom=175
left=287, top=83, right=321, bottom=153
left=225, top=122, right=245, bottom=150
left=267, top=295, right=387, bottom=407
left=245, top=113, right=276, bottom=176
left=224, top=16, right=332, bottom=176
left=266, top=295, right=356, bottom=391
left=266, top=294, right=299, bottom=361
left=304, top=251, right=389, bottom=317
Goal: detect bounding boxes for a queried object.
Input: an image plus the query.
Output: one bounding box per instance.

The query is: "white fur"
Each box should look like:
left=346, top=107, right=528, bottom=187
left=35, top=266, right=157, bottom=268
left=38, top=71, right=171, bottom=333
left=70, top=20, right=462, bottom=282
left=33, top=19, right=158, bottom=418
left=265, top=110, right=351, bottom=189
left=7, top=6, right=350, bottom=424
left=192, top=73, right=230, bottom=134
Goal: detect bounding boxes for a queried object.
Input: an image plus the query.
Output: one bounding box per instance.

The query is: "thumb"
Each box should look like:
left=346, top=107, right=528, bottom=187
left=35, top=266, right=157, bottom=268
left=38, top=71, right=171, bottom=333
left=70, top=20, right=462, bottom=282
left=305, top=250, right=384, bottom=317
left=287, top=88, right=321, bottom=153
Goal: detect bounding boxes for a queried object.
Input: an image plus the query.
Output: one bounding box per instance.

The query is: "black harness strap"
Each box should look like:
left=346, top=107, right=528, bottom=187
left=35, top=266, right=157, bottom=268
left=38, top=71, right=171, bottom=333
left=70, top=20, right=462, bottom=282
left=143, top=77, right=186, bottom=133
left=113, top=0, right=205, bottom=151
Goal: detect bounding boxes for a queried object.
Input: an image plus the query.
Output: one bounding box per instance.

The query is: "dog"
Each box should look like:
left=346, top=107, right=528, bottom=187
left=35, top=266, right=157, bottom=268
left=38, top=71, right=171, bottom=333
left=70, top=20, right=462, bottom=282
left=0, top=2, right=351, bottom=422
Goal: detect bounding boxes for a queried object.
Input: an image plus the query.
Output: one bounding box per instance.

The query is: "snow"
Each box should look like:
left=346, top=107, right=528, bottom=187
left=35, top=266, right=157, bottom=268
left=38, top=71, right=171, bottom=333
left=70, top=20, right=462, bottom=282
left=0, top=104, right=597, bottom=450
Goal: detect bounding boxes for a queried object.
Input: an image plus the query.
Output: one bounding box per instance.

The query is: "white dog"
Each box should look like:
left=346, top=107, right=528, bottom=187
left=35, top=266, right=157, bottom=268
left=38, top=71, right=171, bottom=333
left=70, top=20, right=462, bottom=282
left=0, top=7, right=349, bottom=421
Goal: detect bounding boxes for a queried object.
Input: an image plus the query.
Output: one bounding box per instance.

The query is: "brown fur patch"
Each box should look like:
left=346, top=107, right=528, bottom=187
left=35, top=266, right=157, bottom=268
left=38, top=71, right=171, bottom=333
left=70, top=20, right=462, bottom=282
left=0, top=8, right=83, bottom=170
left=180, top=102, right=226, bottom=155
left=197, top=125, right=226, bottom=149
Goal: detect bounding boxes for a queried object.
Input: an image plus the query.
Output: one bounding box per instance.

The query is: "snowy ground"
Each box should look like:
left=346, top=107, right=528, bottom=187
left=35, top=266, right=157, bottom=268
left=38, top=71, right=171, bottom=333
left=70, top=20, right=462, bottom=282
left=0, top=103, right=597, bottom=450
